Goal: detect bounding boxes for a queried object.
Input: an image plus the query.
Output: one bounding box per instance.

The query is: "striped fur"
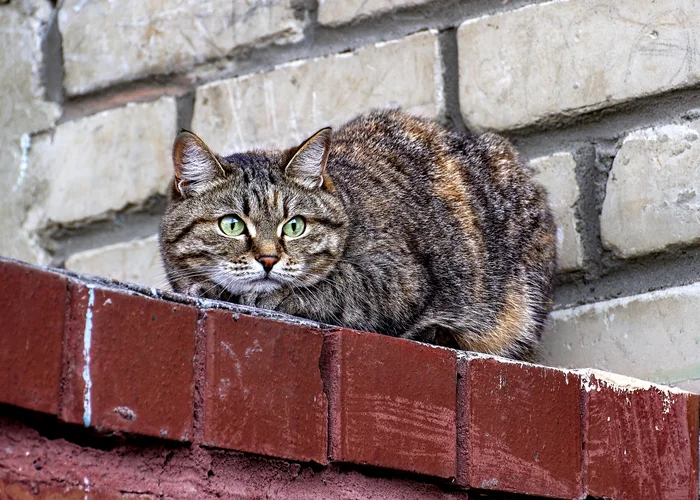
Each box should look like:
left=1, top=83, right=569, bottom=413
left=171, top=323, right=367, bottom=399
left=160, top=110, right=556, bottom=360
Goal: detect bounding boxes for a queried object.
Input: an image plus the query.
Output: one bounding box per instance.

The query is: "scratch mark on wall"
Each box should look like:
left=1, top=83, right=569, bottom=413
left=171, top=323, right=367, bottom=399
left=221, top=341, right=242, bottom=379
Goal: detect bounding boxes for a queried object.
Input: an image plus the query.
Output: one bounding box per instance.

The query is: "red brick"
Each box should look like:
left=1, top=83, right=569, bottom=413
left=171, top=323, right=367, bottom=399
left=0, top=260, right=67, bottom=415
left=203, top=310, right=327, bottom=463
left=458, top=356, right=583, bottom=497
left=324, top=329, right=457, bottom=478
left=60, top=283, right=197, bottom=440
left=583, top=371, right=700, bottom=500
left=0, top=480, right=156, bottom=499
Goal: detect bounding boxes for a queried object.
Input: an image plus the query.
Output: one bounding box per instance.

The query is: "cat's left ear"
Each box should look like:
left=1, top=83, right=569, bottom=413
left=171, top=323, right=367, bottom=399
left=285, top=128, right=333, bottom=191
left=172, top=131, right=226, bottom=197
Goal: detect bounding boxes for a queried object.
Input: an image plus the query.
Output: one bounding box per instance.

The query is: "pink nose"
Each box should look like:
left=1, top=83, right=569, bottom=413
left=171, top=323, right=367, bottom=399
left=257, top=255, right=279, bottom=273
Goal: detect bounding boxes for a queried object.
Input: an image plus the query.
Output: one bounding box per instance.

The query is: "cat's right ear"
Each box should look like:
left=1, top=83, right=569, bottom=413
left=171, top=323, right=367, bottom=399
left=172, top=131, right=226, bottom=197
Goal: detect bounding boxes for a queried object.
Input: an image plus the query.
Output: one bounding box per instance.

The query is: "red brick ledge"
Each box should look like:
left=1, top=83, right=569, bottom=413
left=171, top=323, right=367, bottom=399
left=0, top=257, right=698, bottom=499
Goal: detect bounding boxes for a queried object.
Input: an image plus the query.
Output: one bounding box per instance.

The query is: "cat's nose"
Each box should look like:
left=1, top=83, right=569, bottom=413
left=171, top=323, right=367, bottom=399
left=257, top=255, right=280, bottom=273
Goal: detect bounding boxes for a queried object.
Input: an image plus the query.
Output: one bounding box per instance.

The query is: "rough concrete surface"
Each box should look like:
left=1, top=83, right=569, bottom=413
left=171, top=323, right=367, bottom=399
left=544, top=282, right=700, bottom=391
left=59, top=0, right=305, bottom=94
left=0, top=1, right=62, bottom=264
left=192, top=30, right=442, bottom=153
left=24, top=97, right=176, bottom=230
left=0, top=417, right=472, bottom=499
left=64, top=235, right=166, bottom=289
left=529, top=152, right=583, bottom=272
left=318, top=0, right=437, bottom=26
left=601, top=120, right=700, bottom=258
left=458, top=0, right=700, bottom=131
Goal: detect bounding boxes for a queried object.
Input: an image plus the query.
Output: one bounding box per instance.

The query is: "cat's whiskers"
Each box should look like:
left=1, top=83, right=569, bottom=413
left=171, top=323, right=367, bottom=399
left=155, top=265, right=223, bottom=290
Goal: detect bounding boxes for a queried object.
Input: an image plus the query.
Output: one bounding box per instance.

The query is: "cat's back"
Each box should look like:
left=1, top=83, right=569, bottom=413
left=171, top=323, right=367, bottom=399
left=325, top=109, right=550, bottom=251
left=324, top=109, right=556, bottom=359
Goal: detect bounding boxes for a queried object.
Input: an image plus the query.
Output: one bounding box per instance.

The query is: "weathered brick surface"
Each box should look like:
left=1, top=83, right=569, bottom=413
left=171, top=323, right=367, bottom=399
left=324, top=329, right=457, bottom=478
left=601, top=121, right=700, bottom=258
left=543, top=283, right=700, bottom=390
left=457, top=0, right=700, bottom=131
left=0, top=480, right=156, bottom=499
left=0, top=2, right=61, bottom=264
left=0, top=257, right=698, bottom=497
left=0, top=260, right=66, bottom=415
left=582, top=371, right=699, bottom=499
left=192, top=31, right=441, bottom=153
left=204, top=310, right=328, bottom=463
left=61, top=283, right=197, bottom=440
left=65, top=235, right=166, bottom=289
left=458, top=356, right=583, bottom=497
left=318, top=0, right=436, bottom=25
left=25, top=98, right=176, bottom=229
left=59, top=0, right=305, bottom=94
left=529, top=152, right=583, bottom=272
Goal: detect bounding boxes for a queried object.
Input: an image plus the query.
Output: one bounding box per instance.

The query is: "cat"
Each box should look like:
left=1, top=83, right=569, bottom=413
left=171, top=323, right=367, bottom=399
left=159, top=109, right=556, bottom=360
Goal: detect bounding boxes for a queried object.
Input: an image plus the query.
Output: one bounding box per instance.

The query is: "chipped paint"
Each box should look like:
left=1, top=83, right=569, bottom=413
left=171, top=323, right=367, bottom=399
left=245, top=339, right=262, bottom=358
left=82, top=286, right=95, bottom=427
left=114, top=406, right=136, bottom=421
left=578, top=368, right=689, bottom=396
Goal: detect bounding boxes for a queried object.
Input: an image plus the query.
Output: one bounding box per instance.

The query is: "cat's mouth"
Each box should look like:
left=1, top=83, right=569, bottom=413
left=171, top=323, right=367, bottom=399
left=243, top=274, right=286, bottom=293
left=211, top=268, right=287, bottom=295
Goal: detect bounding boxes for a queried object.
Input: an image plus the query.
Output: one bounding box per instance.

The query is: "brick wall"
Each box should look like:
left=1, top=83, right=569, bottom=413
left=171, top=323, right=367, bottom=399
left=1, top=257, right=698, bottom=498
left=2, top=0, right=700, bottom=393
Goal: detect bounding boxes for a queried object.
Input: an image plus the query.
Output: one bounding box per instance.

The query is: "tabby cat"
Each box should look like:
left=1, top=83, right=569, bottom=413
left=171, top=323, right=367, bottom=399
left=159, top=110, right=556, bottom=360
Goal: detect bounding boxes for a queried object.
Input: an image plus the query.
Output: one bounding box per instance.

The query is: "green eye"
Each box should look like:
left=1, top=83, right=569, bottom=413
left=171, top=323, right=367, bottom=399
left=282, top=216, right=306, bottom=237
left=218, top=215, right=246, bottom=237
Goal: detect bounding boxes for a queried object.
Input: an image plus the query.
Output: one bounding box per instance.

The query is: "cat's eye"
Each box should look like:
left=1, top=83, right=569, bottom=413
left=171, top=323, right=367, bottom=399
left=282, top=216, right=306, bottom=238
left=218, top=215, right=246, bottom=237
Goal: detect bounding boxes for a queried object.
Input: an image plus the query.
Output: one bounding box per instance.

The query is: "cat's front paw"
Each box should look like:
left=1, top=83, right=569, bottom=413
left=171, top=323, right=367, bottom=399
left=253, top=291, right=289, bottom=311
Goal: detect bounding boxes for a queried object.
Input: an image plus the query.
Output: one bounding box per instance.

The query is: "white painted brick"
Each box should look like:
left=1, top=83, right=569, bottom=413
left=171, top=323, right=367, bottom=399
left=0, top=2, right=61, bottom=139
left=457, top=0, right=700, bottom=131
left=65, top=235, right=167, bottom=289
left=59, top=0, right=305, bottom=95
left=192, top=30, right=442, bottom=153
left=543, top=283, right=700, bottom=391
left=25, top=97, right=176, bottom=229
left=529, top=153, right=583, bottom=272
left=318, top=0, right=435, bottom=26
left=601, top=120, right=700, bottom=258
left=0, top=2, right=62, bottom=264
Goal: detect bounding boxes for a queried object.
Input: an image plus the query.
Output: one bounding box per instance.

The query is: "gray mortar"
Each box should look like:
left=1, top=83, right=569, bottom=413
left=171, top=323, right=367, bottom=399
left=176, top=92, right=195, bottom=132
left=509, top=85, right=700, bottom=154
left=571, top=144, right=599, bottom=274
left=555, top=246, right=700, bottom=310
left=580, top=141, right=617, bottom=279
left=40, top=195, right=167, bottom=266
left=39, top=0, right=64, bottom=104
left=437, top=28, right=468, bottom=133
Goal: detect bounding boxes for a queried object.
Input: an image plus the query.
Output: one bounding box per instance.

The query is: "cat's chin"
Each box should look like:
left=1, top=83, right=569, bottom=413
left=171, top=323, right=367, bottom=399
left=242, top=278, right=285, bottom=294
left=211, top=272, right=286, bottom=295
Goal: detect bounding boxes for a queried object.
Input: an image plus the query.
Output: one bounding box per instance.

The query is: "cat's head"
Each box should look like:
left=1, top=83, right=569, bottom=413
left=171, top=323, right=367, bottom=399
left=160, top=129, right=348, bottom=298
